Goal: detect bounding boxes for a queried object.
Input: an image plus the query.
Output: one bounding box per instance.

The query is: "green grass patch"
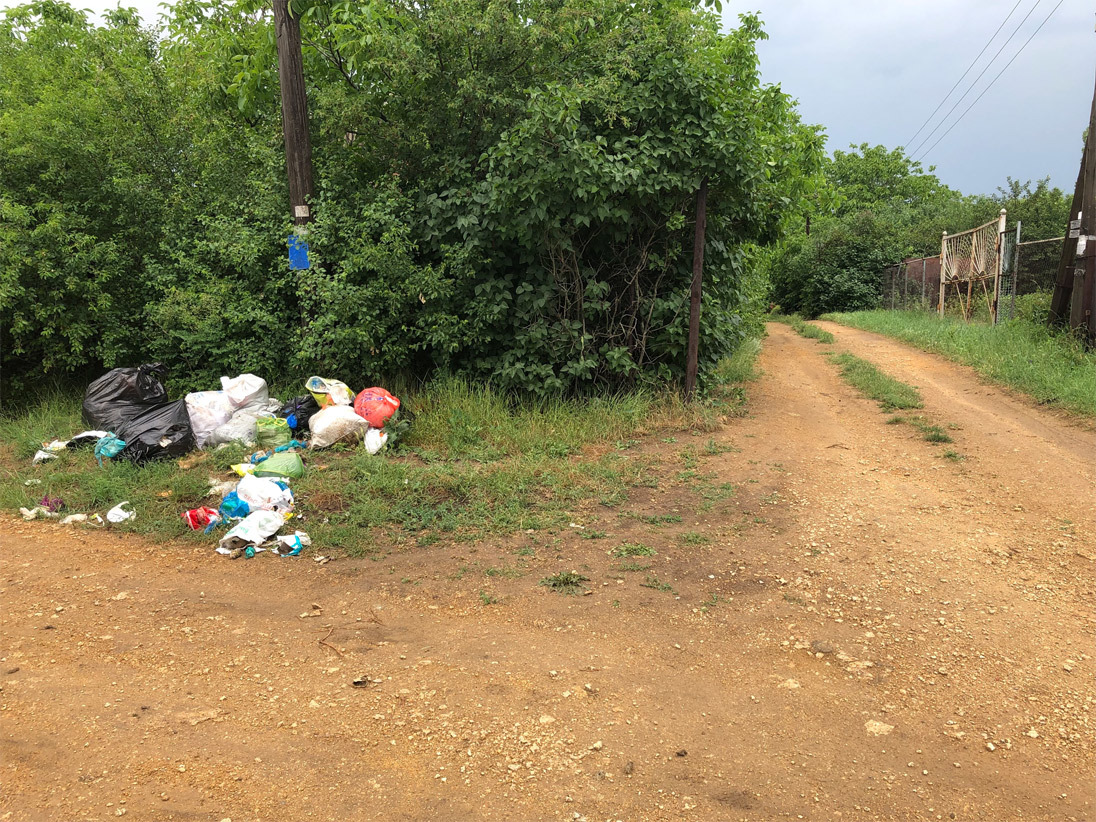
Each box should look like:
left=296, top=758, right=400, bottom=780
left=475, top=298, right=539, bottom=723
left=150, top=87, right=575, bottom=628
left=616, top=559, right=651, bottom=572
left=641, top=574, right=674, bottom=593
left=679, top=531, right=709, bottom=545
left=612, top=542, right=656, bottom=557
left=942, top=449, right=966, bottom=462
left=821, top=310, right=1096, bottom=418
left=771, top=313, right=835, bottom=344
left=539, top=571, right=589, bottom=595
left=827, top=352, right=923, bottom=411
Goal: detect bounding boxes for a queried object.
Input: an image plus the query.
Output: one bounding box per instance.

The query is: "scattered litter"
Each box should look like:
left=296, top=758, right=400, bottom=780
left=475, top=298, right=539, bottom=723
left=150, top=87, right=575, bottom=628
left=106, top=501, right=136, bottom=523
left=115, top=400, right=195, bottom=465
left=256, top=416, right=291, bottom=449
left=253, top=451, right=305, bottom=479
left=353, top=387, right=400, bottom=428
left=23, top=479, right=42, bottom=486
left=32, top=450, right=57, bottom=464
left=20, top=506, right=58, bottom=520
left=38, top=495, right=65, bottom=513
left=182, top=506, right=221, bottom=532
left=235, top=473, right=294, bottom=514
left=205, top=478, right=236, bottom=498
left=60, top=514, right=89, bottom=525
left=82, top=363, right=168, bottom=432
left=95, top=434, right=126, bottom=466
left=275, top=531, right=311, bottom=556
left=278, top=395, right=320, bottom=433
left=309, top=405, right=370, bottom=449
left=306, top=376, right=354, bottom=408
left=217, top=510, right=287, bottom=553
left=185, top=391, right=234, bottom=448
left=364, top=428, right=388, bottom=455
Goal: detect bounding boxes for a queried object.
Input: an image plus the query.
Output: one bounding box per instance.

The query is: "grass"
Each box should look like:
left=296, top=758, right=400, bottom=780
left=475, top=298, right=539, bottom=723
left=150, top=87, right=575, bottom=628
left=0, top=356, right=765, bottom=558
left=612, top=542, right=656, bottom=557
left=641, top=574, right=674, bottom=593
left=821, top=310, right=1096, bottom=419
left=539, top=571, right=589, bottom=595
left=771, top=313, right=836, bottom=344
left=888, top=415, right=954, bottom=444
left=827, top=352, right=923, bottom=411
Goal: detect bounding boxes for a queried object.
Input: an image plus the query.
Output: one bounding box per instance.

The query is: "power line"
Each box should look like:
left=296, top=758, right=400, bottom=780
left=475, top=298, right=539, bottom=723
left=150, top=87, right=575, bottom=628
left=915, top=0, right=1066, bottom=163
left=907, top=0, right=1045, bottom=158
left=904, top=0, right=1024, bottom=150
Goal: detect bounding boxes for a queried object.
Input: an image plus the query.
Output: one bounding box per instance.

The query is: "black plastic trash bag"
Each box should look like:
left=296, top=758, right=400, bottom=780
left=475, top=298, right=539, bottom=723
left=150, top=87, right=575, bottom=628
left=277, top=394, right=321, bottom=433
left=82, top=363, right=168, bottom=432
left=116, top=400, right=196, bottom=465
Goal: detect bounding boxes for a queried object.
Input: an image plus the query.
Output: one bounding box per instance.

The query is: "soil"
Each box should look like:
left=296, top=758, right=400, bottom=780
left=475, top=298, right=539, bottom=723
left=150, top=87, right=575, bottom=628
left=2, top=321, right=1093, bottom=822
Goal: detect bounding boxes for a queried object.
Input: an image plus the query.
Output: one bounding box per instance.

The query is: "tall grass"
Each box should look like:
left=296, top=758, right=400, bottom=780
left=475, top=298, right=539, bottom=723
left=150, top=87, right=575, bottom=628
left=0, top=353, right=761, bottom=555
left=821, top=311, right=1096, bottom=418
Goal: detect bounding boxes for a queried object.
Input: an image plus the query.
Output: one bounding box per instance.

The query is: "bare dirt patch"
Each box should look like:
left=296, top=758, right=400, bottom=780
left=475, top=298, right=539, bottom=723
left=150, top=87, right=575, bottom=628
left=2, top=322, right=1093, bottom=821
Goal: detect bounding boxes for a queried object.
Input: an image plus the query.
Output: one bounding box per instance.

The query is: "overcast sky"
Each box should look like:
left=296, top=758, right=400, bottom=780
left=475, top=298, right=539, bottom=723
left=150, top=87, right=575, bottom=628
left=721, top=1, right=1094, bottom=196
left=19, top=0, right=1096, bottom=197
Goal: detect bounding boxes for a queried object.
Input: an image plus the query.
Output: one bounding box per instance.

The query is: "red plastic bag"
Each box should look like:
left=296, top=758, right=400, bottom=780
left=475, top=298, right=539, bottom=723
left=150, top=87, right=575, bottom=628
left=353, top=387, right=401, bottom=428
left=182, top=506, right=221, bottom=531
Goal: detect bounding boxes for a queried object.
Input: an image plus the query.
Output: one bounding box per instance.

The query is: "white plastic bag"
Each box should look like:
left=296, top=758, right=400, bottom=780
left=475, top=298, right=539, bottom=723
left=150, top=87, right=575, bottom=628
left=220, top=374, right=269, bottom=410
left=186, top=391, right=234, bottom=448
left=217, top=510, right=286, bottom=552
left=207, top=411, right=259, bottom=447
left=106, top=501, right=136, bottom=523
left=235, top=472, right=294, bottom=513
left=309, top=405, right=370, bottom=449
left=364, top=427, right=388, bottom=455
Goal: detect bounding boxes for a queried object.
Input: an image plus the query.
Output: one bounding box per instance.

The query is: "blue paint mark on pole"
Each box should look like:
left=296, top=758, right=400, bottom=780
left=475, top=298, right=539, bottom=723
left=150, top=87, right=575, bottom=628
left=288, top=234, right=310, bottom=270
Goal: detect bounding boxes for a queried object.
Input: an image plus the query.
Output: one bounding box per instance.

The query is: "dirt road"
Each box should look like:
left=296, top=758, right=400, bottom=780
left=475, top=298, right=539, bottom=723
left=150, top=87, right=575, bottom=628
left=3, top=322, right=1093, bottom=821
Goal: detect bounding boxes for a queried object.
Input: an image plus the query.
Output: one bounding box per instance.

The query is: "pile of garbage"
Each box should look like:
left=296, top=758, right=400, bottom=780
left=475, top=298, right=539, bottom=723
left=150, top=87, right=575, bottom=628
left=26, top=363, right=403, bottom=559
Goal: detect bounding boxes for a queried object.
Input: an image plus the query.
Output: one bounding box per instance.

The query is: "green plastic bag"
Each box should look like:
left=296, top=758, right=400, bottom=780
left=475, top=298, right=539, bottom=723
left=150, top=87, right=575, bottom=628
left=253, top=451, right=305, bottom=479
left=256, top=416, right=291, bottom=449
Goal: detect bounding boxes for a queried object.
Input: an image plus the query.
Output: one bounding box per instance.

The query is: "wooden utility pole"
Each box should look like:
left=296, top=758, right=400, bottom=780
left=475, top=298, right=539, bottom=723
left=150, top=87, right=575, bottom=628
left=684, top=178, right=708, bottom=401
left=1049, top=64, right=1096, bottom=334
left=273, top=0, right=314, bottom=227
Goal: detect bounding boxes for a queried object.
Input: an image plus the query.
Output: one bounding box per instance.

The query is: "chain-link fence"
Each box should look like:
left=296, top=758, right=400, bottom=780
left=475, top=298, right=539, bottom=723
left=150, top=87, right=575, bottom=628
left=878, top=216, right=1063, bottom=324
left=881, top=256, right=941, bottom=311
left=996, top=234, right=1062, bottom=322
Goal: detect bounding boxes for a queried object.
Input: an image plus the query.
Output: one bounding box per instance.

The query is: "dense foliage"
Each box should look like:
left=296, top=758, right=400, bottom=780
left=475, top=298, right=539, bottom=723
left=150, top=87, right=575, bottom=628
left=769, top=143, right=1072, bottom=317
left=0, top=0, right=823, bottom=398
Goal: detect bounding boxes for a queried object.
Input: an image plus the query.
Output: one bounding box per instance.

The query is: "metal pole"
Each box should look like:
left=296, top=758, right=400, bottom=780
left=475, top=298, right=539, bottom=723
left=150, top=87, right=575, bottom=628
left=992, top=208, right=1006, bottom=324
left=1010, top=220, right=1021, bottom=322
left=921, top=257, right=927, bottom=310
left=939, top=232, right=947, bottom=317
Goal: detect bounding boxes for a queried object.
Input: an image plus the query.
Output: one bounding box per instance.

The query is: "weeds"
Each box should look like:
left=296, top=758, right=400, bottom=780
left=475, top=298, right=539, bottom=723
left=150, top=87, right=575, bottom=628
left=679, top=532, right=709, bottom=545
left=612, top=542, right=656, bottom=557
left=828, top=352, right=922, bottom=410
left=771, top=313, right=835, bottom=344
left=641, top=574, right=674, bottom=593
left=617, top=560, right=651, bottom=572
left=578, top=530, right=607, bottom=540
left=942, top=449, right=966, bottom=462
left=478, top=591, right=498, bottom=605
left=539, top=571, right=589, bottom=595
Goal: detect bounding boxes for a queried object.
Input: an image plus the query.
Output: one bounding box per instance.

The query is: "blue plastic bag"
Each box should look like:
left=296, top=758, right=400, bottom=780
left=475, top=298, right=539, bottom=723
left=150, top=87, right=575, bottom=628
left=94, top=434, right=126, bottom=467
left=219, top=492, right=250, bottom=521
